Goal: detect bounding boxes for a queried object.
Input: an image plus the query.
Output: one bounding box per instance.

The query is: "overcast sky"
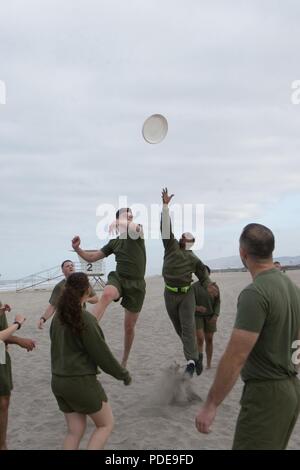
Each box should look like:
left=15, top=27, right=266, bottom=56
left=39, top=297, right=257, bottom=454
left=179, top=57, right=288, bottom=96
left=1, top=0, right=300, bottom=279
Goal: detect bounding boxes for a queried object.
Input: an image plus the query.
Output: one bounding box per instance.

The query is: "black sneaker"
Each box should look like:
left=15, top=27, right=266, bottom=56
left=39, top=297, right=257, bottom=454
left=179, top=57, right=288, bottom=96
left=195, top=353, right=203, bottom=376
left=184, top=361, right=195, bottom=377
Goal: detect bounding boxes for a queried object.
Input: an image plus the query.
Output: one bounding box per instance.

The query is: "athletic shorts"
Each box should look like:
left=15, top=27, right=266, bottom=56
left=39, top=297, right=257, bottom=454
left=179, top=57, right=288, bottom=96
left=107, top=271, right=146, bottom=313
left=0, top=353, right=13, bottom=396
left=233, top=376, right=300, bottom=450
left=195, top=315, right=217, bottom=333
left=51, top=375, right=107, bottom=414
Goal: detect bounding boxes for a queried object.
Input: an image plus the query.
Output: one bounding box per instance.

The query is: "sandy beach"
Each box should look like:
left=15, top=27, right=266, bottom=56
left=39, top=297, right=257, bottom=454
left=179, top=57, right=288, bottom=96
left=1, top=271, right=300, bottom=450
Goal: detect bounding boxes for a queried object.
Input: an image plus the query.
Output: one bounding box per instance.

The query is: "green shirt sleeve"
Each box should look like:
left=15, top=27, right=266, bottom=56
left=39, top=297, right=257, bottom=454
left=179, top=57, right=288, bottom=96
left=100, top=239, right=114, bottom=257
left=81, top=314, right=130, bottom=382
left=195, top=260, right=211, bottom=287
left=49, top=284, right=62, bottom=307
left=234, top=288, right=267, bottom=333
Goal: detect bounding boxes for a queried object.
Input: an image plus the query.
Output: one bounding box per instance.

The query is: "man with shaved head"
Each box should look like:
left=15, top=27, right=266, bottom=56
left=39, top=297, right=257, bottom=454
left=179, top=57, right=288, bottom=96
left=160, top=188, right=210, bottom=378
left=196, top=223, right=300, bottom=449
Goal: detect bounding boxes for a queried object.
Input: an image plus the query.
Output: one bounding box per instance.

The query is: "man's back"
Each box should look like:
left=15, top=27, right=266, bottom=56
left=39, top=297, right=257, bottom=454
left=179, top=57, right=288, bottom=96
left=235, top=268, right=300, bottom=381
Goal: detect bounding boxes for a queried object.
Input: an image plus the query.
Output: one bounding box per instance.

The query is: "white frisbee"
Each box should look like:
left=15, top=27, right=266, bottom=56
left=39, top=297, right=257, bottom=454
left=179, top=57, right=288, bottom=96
left=142, top=114, right=168, bottom=144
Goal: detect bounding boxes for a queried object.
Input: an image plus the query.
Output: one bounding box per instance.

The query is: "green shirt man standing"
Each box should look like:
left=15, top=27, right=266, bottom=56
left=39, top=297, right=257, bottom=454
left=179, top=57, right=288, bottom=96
left=196, top=223, right=300, bottom=450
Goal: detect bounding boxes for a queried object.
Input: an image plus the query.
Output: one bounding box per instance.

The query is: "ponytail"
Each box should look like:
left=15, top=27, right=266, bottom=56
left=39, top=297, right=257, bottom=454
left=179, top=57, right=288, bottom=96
left=56, top=273, right=89, bottom=335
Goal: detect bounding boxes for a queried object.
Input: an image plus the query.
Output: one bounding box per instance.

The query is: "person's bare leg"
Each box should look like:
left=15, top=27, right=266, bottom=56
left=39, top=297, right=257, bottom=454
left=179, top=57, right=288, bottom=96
left=121, top=310, right=139, bottom=368
left=196, top=329, right=204, bottom=354
left=0, top=396, right=10, bottom=450
left=63, top=413, right=86, bottom=450
left=87, top=402, right=114, bottom=450
left=92, top=285, right=120, bottom=322
left=204, top=332, right=214, bottom=369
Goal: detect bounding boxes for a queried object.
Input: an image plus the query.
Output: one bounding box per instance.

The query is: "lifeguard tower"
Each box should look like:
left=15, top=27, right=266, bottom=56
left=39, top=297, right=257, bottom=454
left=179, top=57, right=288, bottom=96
left=76, top=250, right=106, bottom=290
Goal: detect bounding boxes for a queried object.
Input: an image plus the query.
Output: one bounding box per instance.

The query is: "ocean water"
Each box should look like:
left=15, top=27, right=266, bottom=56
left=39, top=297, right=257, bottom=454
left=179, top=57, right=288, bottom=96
left=0, top=280, right=16, bottom=292
left=0, top=279, right=60, bottom=292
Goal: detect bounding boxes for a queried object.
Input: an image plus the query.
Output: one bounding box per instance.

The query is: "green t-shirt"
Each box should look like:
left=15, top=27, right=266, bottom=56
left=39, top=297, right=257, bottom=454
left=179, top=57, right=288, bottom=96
left=235, top=268, right=300, bottom=381
left=161, top=207, right=210, bottom=287
left=50, top=309, right=129, bottom=382
left=192, top=282, right=220, bottom=316
left=101, top=233, right=146, bottom=280
left=49, top=279, right=96, bottom=307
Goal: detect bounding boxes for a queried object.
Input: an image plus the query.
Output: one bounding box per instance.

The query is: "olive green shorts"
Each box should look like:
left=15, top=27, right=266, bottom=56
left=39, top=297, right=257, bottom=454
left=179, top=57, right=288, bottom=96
left=51, top=375, right=107, bottom=414
left=107, top=271, right=146, bottom=313
left=195, top=315, right=217, bottom=333
left=233, top=377, right=300, bottom=450
left=0, top=353, right=13, bottom=396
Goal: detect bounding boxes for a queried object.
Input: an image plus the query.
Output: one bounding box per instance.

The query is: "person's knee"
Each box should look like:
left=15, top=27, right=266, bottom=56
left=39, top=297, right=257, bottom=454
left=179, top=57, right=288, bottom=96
left=68, top=423, right=85, bottom=438
left=94, top=412, right=114, bottom=433
left=0, top=396, right=10, bottom=412
left=102, top=287, right=118, bottom=303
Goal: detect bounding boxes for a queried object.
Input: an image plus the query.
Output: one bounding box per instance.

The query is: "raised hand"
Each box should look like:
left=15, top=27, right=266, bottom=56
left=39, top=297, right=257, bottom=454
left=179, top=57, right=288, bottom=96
left=72, top=235, right=81, bottom=251
left=161, top=187, right=174, bottom=205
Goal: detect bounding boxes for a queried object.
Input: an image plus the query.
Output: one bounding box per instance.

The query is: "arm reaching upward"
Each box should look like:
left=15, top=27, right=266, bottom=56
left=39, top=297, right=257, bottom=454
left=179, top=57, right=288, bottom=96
left=160, top=188, right=175, bottom=248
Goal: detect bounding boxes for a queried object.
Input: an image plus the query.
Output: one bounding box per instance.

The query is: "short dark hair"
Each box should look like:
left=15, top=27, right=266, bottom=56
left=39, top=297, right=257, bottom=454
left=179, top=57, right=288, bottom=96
left=274, top=261, right=281, bottom=265
left=61, top=259, right=73, bottom=269
left=205, top=265, right=211, bottom=275
left=116, top=207, right=131, bottom=219
left=240, top=223, right=274, bottom=259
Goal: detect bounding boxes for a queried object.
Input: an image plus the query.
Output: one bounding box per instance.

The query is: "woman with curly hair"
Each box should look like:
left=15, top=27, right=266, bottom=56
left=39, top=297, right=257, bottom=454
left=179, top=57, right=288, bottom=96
left=50, top=272, right=131, bottom=450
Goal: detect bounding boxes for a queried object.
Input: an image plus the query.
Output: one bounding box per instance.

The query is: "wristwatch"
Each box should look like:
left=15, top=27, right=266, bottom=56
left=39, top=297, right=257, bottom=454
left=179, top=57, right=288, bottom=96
left=13, top=321, right=21, bottom=330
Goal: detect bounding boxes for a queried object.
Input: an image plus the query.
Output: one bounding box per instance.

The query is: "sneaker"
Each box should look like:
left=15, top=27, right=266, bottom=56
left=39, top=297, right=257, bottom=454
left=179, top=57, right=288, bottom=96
left=184, top=361, right=195, bottom=377
left=195, top=353, right=203, bottom=376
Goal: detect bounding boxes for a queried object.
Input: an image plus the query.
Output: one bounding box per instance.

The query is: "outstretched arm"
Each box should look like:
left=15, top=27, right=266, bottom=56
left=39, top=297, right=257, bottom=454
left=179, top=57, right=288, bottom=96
left=160, top=188, right=175, bottom=247
left=1, top=315, right=26, bottom=342
left=72, top=236, right=105, bottom=262
left=5, top=336, right=36, bottom=351
left=0, top=324, right=20, bottom=342
left=82, top=319, right=131, bottom=384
